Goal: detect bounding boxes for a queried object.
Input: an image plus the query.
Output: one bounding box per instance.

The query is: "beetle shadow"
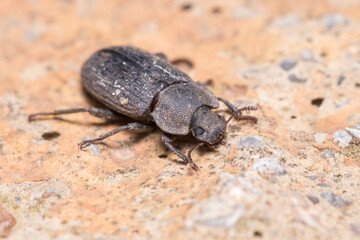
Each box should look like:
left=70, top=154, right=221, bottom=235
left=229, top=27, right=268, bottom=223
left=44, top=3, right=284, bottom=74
left=81, top=86, right=105, bottom=108
left=160, top=135, right=219, bottom=166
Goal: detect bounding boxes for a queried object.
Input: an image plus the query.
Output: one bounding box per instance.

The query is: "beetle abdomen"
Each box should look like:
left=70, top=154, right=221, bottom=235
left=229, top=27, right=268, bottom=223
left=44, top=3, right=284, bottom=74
left=81, top=46, right=192, bottom=118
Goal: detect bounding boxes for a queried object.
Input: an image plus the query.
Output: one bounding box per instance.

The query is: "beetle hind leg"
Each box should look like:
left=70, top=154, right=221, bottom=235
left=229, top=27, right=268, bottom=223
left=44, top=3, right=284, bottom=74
left=28, top=107, right=124, bottom=122
left=79, top=122, right=153, bottom=149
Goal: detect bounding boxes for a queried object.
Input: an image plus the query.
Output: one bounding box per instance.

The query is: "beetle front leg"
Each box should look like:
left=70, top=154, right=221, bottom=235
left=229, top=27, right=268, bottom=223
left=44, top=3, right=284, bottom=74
left=161, top=134, right=200, bottom=171
left=29, top=107, right=124, bottom=121
left=79, top=122, right=153, bottom=149
left=218, top=97, right=258, bottom=123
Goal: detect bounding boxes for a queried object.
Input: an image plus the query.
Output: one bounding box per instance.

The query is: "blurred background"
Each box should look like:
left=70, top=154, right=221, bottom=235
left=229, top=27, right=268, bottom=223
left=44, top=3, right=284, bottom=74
left=0, top=0, right=360, bottom=239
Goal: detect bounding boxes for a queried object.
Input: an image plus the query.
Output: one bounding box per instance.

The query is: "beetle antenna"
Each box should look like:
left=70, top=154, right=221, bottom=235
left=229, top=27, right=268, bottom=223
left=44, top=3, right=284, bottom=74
left=226, top=105, right=258, bottom=125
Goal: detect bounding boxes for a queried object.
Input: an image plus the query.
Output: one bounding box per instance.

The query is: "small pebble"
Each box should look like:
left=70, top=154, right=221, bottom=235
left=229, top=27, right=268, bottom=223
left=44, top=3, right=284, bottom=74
left=46, top=188, right=58, bottom=195
left=84, top=136, right=99, bottom=156
left=159, top=171, right=176, bottom=176
left=344, top=173, right=352, bottom=178
left=119, top=225, right=129, bottom=232
left=345, top=127, right=360, bottom=140
left=336, top=99, right=349, bottom=109
left=273, top=14, right=299, bottom=28
left=301, top=49, right=314, bottom=61
left=333, top=130, right=352, bottom=147
left=120, top=97, right=128, bottom=105
left=350, top=223, right=360, bottom=235
left=333, top=178, right=341, bottom=183
left=321, top=14, right=348, bottom=29
left=337, top=75, right=345, bottom=85
left=280, top=59, right=297, bottom=71
left=288, top=74, right=307, bottom=83
left=20, top=63, right=47, bottom=82
left=31, top=191, right=44, bottom=200
left=307, top=195, right=320, bottom=204
left=321, top=150, right=334, bottom=159
left=112, top=149, right=135, bottom=160
left=314, top=133, right=327, bottom=144
left=238, top=135, right=265, bottom=148
left=252, top=157, right=286, bottom=176
left=320, top=191, right=351, bottom=208
left=232, top=7, right=259, bottom=19
left=37, top=156, right=44, bottom=165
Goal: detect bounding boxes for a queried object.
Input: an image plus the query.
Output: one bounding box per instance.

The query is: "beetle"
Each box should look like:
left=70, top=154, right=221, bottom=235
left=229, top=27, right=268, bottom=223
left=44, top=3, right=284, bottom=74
left=29, top=46, right=257, bottom=171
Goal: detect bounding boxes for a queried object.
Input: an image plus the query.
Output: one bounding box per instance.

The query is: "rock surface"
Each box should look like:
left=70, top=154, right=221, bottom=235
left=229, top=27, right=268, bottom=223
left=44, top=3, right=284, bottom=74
left=334, top=130, right=353, bottom=147
left=1, top=0, right=360, bottom=239
left=0, top=205, right=16, bottom=238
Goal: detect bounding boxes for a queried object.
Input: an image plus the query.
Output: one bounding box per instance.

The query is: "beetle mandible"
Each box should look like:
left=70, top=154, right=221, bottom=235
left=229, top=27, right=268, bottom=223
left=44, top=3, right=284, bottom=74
left=29, top=46, right=258, bottom=171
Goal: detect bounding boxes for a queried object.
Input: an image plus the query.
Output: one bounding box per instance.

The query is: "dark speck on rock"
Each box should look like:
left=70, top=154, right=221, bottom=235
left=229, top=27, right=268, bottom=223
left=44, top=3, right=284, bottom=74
left=41, top=131, right=60, bottom=140
left=317, top=183, right=330, bottom=187
left=321, top=191, right=352, bottom=208
left=280, top=59, right=297, bottom=71
left=306, top=175, right=321, bottom=180
left=253, top=231, right=263, bottom=237
left=311, top=98, right=324, bottom=107
left=307, top=195, right=320, bottom=204
left=180, top=3, right=192, bottom=11
left=288, top=74, right=307, bottom=83
left=337, top=75, right=345, bottom=85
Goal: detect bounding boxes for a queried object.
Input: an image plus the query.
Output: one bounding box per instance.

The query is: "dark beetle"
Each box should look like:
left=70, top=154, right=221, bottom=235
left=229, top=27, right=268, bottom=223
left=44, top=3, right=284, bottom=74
left=29, top=46, right=257, bottom=171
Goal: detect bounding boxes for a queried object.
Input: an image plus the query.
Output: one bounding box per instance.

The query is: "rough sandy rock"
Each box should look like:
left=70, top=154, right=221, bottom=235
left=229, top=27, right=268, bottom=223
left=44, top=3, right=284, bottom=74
left=0, top=205, right=16, bottom=238
left=1, top=0, right=360, bottom=239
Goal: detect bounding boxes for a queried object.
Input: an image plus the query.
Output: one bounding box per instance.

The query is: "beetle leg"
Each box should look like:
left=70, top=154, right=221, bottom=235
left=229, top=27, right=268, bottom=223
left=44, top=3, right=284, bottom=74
left=155, top=53, right=168, bottom=61
left=28, top=107, right=124, bottom=121
left=218, top=97, right=258, bottom=123
left=79, top=122, right=153, bottom=149
left=161, top=134, right=200, bottom=171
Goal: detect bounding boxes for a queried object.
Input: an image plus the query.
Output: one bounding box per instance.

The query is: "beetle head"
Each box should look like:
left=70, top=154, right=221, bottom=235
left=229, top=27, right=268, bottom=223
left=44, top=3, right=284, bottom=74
left=190, top=106, right=227, bottom=145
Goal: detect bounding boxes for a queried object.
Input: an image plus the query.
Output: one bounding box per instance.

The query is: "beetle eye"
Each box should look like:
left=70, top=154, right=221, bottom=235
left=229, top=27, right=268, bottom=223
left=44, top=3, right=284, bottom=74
left=195, top=127, right=205, bottom=136
left=218, top=133, right=224, bottom=140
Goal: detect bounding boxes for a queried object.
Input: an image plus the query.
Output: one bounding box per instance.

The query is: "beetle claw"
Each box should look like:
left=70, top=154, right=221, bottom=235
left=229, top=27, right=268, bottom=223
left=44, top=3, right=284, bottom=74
left=189, top=162, right=200, bottom=171
left=78, top=140, right=91, bottom=150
